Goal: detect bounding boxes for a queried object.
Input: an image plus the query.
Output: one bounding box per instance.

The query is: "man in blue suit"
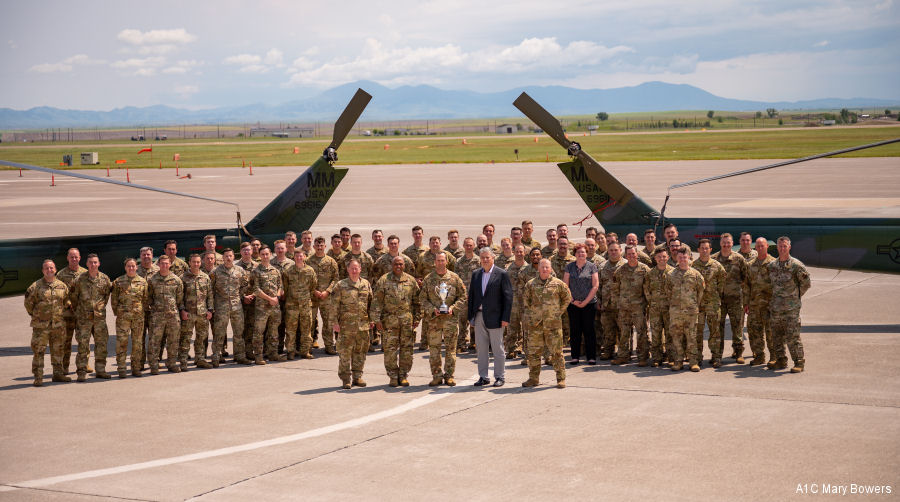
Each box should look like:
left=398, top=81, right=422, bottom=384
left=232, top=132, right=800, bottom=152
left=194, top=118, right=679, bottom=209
left=468, top=247, right=514, bottom=387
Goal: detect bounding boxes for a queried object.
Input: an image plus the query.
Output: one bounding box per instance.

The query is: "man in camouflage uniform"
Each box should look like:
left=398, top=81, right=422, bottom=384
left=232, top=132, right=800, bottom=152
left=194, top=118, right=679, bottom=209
left=738, top=232, right=758, bottom=262
left=522, top=259, right=571, bottom=388
left=747, top=237, right=776, bottom=366
left=339, top=227, right=352, bottom=253
left=237, top=243, right=258, bottom=360
left=251, top=246, right=284, bottom=364
left=299, top=230, right=314, bottom=259
left=402, top=226, right=426, bottom=266
left=712, top=233, right=751, bottom=363
left=203, top=234, right=224, bottom=266
left=250, top=239, right=262, bottom=262
left=137, top=246, right=159, bottom=369
left=540, top=228, right=557, bottom=258
left=454, top=237, right=480, bottom=352
left=520, top=220, right=541, bottom=250
left=505, top=244, right=529, bottom=359
left=70, top=253, right=113, bottom=380
left=612, top=245, right=651, bottom=365
left=495, top=237, right=515, bottom=270
left=482, top=223, right=502, bottom=256
left=271, top=240, right=293, bottom=354
left=111, top=257, right=148, bottom=377
left=509, top=226, right=524, bottom=251
left=444, top=229, right=464, bottom=259
left=340, top=234, right=375, bottom=280
left=585, top=226, right=598, bottom=242
left=327, top=234, right=346, bottom=263
left=309, top=236, right=340, bottom=355
left=179, top=254, right=214, bottom=370
left=147, top=255, right=183, bottom=374
left=518, top=246, right=553, bottom=365
left=373, top=234, right=415, bottom=281
left=585, top=238, right=606, bottom=269
left=625, top=233, right=653, bottom=267
left=210, top=248, right=250, bottom=365
left=366, top=229, right=387, bottom=263
left=643, top=229, right=658, bottom=258
left=201, top=251, right=217, bottom=276
left=415, top=236, right=457, bottom=352
left=25, top=259, right=69, bottom=386
left=372, top=255, right=421, bottom=387
left=331, top=259, right=374, bottom=389
left=56, top=248, right=85, bottom=375
left=159, top=240, right=188, bottom=277
left=420, top=252, right=467, bottom=386
left=692, top=239, right=727, bottom=369
left=647, top=248, right=673, bottom=367
left=598, top=242, right=624, bottom=359
left=283, top=249, right=317, bottom=359
left=284, top=231, right=298, bottom=259
left=551, top=237, right=575, bottom=343
left=766, top=236, right=811, bottom=373
left=666, top=246, right=705, bottom=371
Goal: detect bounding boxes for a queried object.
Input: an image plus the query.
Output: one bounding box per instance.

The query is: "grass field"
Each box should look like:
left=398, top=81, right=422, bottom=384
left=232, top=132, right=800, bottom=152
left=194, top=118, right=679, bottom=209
left=0, top=126, right=898, bottom=169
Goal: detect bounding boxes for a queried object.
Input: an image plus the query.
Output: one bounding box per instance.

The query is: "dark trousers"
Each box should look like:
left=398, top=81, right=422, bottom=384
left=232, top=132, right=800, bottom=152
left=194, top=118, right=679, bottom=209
left=568, top=303, right=597, bottom=361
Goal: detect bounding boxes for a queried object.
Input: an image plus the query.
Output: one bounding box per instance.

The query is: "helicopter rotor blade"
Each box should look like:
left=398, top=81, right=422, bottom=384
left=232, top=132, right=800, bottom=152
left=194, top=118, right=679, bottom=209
left=329, top=88, right=372, bottom=151
left=513, top=92, right=571, bottom=151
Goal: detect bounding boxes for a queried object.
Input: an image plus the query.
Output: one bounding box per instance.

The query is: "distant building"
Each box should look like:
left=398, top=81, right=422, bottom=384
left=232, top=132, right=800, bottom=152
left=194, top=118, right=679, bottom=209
left=495, top=124, right=515, bottom=134
left=822, top=119, right=836, bottom=126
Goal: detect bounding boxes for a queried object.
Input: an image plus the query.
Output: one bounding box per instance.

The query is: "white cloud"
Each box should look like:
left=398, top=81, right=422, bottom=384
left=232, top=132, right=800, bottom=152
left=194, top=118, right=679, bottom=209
left=137, top=44, right=179, bottom=55
left=162, top=59, right=202, bottom=74
left=175, top=84, right=199, bottom=97
left=111, top=56, right=165, bottom=76
left=813, top=40, right=829, bottom=47
left=29, top=54, right=106, bottom=73
left=224, top=54, right=261, bottom=66
left=117, top=28, right=196, bottom=45
left=240, top=64, right=270, bottom=73
left=264, top=48, right=284, bottom=66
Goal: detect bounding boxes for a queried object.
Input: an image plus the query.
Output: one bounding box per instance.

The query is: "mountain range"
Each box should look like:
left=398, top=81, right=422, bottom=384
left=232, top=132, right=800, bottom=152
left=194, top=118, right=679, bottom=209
left=2, top=81, right=898, bottom=129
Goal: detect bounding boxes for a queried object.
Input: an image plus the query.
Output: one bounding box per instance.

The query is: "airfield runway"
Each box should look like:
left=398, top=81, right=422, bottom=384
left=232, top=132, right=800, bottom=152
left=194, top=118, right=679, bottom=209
left=0, top=159, right=898, bottom=500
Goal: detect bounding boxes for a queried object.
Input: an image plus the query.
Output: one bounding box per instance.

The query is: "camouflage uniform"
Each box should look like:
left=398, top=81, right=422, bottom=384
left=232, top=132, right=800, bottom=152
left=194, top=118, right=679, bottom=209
left=179, top=270, right=213, bottom=366
left=587, top=253, right=606, bottom=269
left=24, top=277, right=68, bottom=380
left=691, top=258, right=727, bottom=364
left=613, top=262, right=650, bottom=362
left=373, top=252, right=414, bottom=281
left=523, top=275, right=571, bottom=384
left=635, top=250, right=653, bottom=268
left=712, top=251, right=751, bottom=358
left=111, top=274, right=148, bottom=373
left=646, top=264, right=673, bottom=365
left=210, top=264, right=248, bottom=363
left=415, top=250, right=456, bottom=350
left=308, top=254, right=339, bottom=351
left=147, top=272, right=184, bottom=371
left=70, top=271, right=113, bottom=376
left=739, top=248, right=759, bottom=263
left=419, top=270, right=467, bottom=380
left=402, top=244, right=426, bottom=267
left=454, top=254, right=480, bottom=349
left=366, top=245, right=388, bottom=263
left=326, top=248, right=346, bottom=264
left=283, top=263, right=317, bottom=356
left=551, top=253, right=575, bottom=344
left=505, top=261, right=529, bottom=357
left=137, top=263, right=159, bottom=366
left=271, top=257, right=293, bottom=353
left=443, top=244, right=465, bottom=260
left=157, top=256, right=188, bottom=277
left=766, top=257, right=811, bottom=366
left=494, top=253, right=515, bottom=270
left=236, top=259, right=258, bottom=358
left=666, top=267, right=705, bottom=367
left=339, top=252, right=374, bottom=281
left=747, top=254, right=776, bottom=362
left=331, top=277, right=373, bottom=384
left=540, top=245, right=556, bottom=259
left=371, top=271, right=421, bottom=381
left=55, top=265, right=86, bottom=374
left=251, top=263, right=283, bottom=358
left=521, top=237, right=542, bottom=250
left=598, top=258, right=624, bottom=358
left=518, top=264, right=555, bottom=361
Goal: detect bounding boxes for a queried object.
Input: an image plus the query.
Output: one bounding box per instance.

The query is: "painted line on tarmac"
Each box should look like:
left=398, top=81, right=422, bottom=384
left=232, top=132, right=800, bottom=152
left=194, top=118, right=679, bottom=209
left=0, top=375, right=476, bottom=493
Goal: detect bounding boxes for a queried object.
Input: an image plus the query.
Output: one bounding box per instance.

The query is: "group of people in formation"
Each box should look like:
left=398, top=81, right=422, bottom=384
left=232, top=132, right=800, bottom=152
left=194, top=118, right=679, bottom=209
left=24, top=220, right=810, bottom=389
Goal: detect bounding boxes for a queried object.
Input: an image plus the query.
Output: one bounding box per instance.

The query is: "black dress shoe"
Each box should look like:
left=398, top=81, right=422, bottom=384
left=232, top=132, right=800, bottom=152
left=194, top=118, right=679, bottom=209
left=493, top=378, right=505, bottom=387
left=474, top=377, right=490, bottom=386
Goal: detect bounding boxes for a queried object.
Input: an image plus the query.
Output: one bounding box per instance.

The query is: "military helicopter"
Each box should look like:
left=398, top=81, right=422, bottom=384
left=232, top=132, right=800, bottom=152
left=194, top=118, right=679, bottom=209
left=512, top=92, right=900, bottom=273
left=0, top=89, right=372, bottom=297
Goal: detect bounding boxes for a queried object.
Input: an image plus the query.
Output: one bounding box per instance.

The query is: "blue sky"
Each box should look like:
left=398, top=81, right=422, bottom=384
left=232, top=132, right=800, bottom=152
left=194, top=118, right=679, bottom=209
left=2, top=0, right=897, bottom=110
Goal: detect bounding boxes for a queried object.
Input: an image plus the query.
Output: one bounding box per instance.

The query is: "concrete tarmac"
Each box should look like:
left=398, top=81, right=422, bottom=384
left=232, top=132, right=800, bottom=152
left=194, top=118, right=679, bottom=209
left=0, top=159, right=898, bottom=500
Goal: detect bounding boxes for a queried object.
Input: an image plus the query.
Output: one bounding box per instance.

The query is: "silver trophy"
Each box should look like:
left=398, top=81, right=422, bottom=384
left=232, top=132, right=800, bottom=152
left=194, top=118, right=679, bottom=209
left=435, top=281, right=450, bottom=314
